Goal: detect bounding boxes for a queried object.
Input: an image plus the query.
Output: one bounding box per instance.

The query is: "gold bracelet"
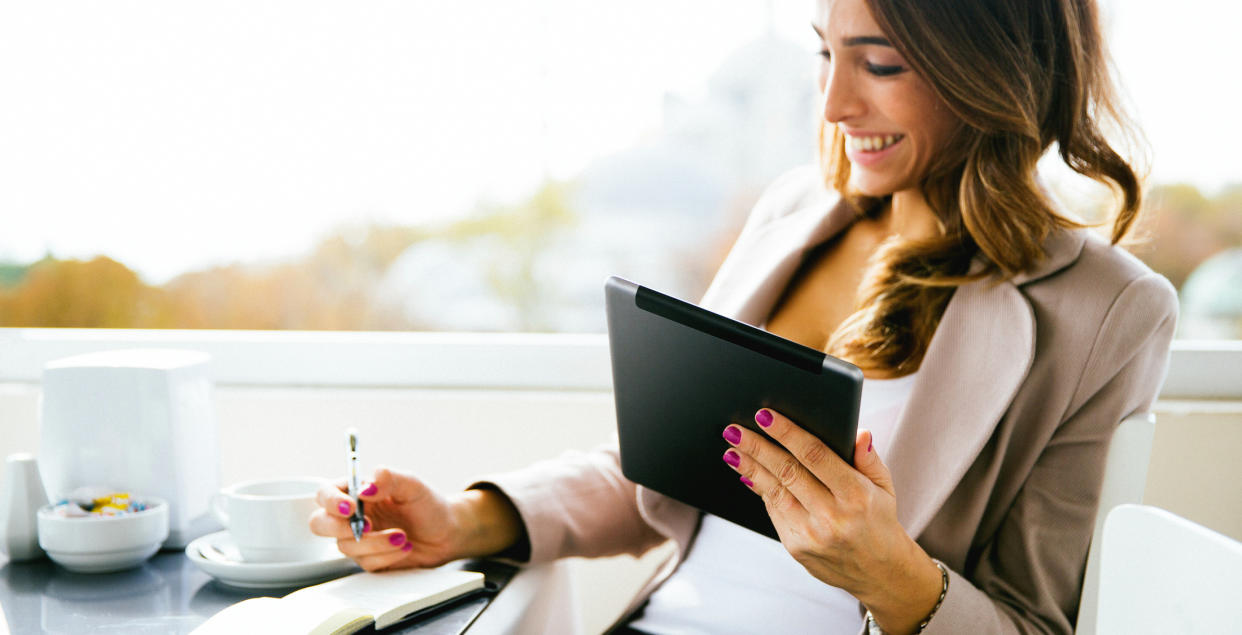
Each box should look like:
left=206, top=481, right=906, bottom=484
left=864, top=561, right=949, bottom=634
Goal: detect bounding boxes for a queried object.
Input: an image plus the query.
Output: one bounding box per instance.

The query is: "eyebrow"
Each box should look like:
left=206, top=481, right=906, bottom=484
left=844, top=36, right=893, bottom=47
left=809, top=23, right=894, bottom=48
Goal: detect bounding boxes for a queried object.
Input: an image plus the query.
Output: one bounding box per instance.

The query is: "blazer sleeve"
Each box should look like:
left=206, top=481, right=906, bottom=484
left=923, top=272, right=1178, bottom=634
left=469, top=444, right=668, bottom=564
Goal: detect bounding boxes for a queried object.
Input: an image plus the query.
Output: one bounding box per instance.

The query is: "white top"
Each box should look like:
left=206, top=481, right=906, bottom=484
left=631, top=372, right=920, bottom=635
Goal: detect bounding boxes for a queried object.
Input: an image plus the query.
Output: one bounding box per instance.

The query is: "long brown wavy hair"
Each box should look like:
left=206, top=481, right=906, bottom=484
left=822, top=0, right=1144, bottom=376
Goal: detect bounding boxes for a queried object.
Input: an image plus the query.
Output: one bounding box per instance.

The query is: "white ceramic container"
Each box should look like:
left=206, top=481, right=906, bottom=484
left=39, top=349, right=220, bottom=548
left=37, top=497, right=169, bottom=573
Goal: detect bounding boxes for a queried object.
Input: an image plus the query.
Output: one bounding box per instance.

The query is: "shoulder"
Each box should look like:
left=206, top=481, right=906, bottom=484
left=1020, top=228, right=1178, bottom=409
left=741, top=164, right=838, bottom=230
left=1026, top=229, right=1178, bottom=323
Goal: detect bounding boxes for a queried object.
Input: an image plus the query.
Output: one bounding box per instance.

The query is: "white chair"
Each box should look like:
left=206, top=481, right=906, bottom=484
left=1095, top=504, right=1242, bottom=634
left=1074, top=412, right=1157, bottom=635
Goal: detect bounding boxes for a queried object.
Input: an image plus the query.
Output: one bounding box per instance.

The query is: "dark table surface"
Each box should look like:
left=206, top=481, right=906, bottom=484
left=0, top=551, right=518, bottom=634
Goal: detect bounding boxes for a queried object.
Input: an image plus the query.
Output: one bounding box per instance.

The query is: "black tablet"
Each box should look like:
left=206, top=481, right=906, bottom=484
left=604, top=276, right=863, bottom=540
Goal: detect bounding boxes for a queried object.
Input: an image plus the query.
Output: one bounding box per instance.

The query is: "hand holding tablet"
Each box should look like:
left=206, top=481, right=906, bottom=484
left=605, top=276, right=863, bottom=540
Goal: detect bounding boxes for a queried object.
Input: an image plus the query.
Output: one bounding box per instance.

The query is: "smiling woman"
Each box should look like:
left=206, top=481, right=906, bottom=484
left=299, top=1, right=1179, bottom=634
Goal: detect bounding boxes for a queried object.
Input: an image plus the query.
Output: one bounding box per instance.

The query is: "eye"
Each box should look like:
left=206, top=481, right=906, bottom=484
left=818, top=49, right=831, bottom=62
left=865, top=62, right=906, bottom=77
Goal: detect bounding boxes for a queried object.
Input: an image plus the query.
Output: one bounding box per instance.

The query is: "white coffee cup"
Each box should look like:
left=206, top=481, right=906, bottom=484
left=210, top=477, right=333, bottom=563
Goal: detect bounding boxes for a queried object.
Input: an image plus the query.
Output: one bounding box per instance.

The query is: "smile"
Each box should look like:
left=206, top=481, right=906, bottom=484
left=847, top=134, right=905, bottom=152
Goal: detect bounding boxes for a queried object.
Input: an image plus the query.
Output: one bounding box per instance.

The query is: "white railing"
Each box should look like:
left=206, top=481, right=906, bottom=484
left=1, top=329, right=1239, bottom=399
left=0, top=329, right=611, bottom=391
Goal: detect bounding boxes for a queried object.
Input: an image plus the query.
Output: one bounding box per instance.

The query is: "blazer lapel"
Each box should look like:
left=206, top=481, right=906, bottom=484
left=884, top=227, right=1087, bottom=537
left=883, top=279, right=1035, bottom=537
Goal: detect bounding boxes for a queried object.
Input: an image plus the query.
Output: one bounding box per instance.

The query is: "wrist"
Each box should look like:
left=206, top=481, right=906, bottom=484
left=448, top=488, right=524, bottom=559
left=860, top=540, right=945, bottom=634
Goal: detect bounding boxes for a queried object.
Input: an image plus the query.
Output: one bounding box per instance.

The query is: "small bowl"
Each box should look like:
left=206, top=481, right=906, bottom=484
left=37, top=497, right=169, bottom=573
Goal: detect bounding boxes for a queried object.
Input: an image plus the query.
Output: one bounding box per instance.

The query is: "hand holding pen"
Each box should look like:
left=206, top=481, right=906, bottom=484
left=310, top=462, right=475, bottom=572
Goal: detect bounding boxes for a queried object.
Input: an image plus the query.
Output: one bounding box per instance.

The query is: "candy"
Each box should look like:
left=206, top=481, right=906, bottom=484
left=51, top=489, right=150, bottom=517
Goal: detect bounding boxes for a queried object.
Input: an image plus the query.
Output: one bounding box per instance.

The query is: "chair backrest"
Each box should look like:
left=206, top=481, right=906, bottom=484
left=1095, top=504, right=1242, bottom=634
left=1074, top=412, right=1156, bottom=635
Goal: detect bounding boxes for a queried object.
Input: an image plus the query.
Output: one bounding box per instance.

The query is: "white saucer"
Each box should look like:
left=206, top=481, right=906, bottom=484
left=185, top=531, right=359, bottom=589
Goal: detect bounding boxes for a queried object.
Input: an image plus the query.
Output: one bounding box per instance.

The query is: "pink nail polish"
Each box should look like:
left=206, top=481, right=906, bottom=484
left=363, top=518, right=372, bottom=533
left=723, top=426, right=742, bottom=445
left=360, top=483, right=377, bottom=497
left=868, top=439, right=873, bottom=453
left=756, top=409, right=773, bottom=427
left=723, top=450, right=741, bottom=467
left=389, top=533, right=406, bottom=546
left=402, top=542, right=413, bottom=552
left=337, top=501, right=351, bottom=516
left=740, top=476, right=754, bottom=488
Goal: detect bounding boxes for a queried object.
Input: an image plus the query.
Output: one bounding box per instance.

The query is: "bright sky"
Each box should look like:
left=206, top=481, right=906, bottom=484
left=0, top=0, right=1238, bottom=283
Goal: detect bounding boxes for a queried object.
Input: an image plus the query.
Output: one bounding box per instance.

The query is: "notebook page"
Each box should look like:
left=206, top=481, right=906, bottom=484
left=191, top=596, right=372, bottom=635
left=286, top=568, right=485, bottom=630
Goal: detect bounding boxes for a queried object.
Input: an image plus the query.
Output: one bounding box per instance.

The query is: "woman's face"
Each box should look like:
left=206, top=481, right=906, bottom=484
left=815, top=0, right=959, bottom=198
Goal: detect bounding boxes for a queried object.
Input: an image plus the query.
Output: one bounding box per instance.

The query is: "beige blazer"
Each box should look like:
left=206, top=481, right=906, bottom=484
left=479, top=166, right=1178, bottom=634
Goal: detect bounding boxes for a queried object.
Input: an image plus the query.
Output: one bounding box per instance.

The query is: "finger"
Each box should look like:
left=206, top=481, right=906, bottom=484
left=726, top=446, right=807, bottom=520
left=752, top=408, right=864, bottom=499
left=723, top=424, right=832, bottom=510
left=334, top=528, right=409, bottom=565
left=316, top=482, right=358, bottom=518
left=853, top=429, right=895, bottom=496
left=309, top=509, right=372, bottom=539
left=355, top=541, right=415, bottom=572
left=360, top=466, right=433, bottom=503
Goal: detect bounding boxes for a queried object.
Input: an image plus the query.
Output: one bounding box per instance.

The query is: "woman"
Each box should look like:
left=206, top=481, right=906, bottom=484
left=310, top=0, right=1177, bottom=632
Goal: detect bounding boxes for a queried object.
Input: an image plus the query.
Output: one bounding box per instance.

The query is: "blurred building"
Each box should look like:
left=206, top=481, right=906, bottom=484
left=384, top=26, right=820, bottom=332
left=534, top=29, right=819, bottom=331
left=1178, top=248, right=1242, bottom=339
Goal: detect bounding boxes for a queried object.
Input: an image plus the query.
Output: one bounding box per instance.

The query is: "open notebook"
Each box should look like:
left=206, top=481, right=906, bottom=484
left=192, top=567, right=487, bottom=635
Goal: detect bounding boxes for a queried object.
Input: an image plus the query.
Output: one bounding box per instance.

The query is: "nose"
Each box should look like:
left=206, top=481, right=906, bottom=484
left=821, top=64, right=864, bottom=125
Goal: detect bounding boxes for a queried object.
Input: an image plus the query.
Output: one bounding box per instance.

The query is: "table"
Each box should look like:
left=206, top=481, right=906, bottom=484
left=0, top=552, right=522, bottom=634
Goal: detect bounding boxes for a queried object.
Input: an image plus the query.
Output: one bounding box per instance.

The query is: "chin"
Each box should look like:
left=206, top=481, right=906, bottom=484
left=848, top=175, right=899, bottom=198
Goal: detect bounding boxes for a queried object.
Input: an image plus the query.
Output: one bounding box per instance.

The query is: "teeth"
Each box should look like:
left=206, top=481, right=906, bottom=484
left=848, top=134, right=902, bottom=152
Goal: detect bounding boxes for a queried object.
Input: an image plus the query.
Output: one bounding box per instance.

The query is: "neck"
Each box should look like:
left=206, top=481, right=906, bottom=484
left=876, top=189, right=943, bottom=241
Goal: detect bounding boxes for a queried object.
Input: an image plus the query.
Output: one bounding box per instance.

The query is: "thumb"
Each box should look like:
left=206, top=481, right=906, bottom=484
left=853, top=430, right=895, bottom=495
left=362, top=466, right=433, bottom=504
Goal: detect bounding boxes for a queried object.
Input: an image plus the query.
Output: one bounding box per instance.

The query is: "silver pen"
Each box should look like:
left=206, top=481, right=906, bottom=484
left=346, top=428, right=365, bottom=541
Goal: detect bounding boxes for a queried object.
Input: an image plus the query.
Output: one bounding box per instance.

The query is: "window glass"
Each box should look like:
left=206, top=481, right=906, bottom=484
left=0, top=1, right=1237, bottom=337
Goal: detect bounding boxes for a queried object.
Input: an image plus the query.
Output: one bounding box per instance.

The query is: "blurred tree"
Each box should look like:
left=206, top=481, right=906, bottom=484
left=0, top=256, right=165, bottom=327
left=1131, top=184, right=1242, bottom=289
left=438, top=181, right=577, bottom=330
left=0, top=262, right=28, bottom=288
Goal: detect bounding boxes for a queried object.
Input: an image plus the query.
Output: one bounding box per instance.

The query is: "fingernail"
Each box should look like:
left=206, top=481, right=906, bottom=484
left=337, top=501, right=351, bottom=516
left=740, top=476, right=754, bottom=488
left=723, top=426, right=742, bottom=445
left=868, top=439, right=873, bottom=453
left=363, top=518, right=372, bottom=533
left=402, top=542, right=413, bottom=552
left=360, top=483, right=377, bottom=496
left=756, top=409, right=773, bottom=428
left=723, top=450, right=741, bottom=467
left=389, top=533, right=407, bottom=546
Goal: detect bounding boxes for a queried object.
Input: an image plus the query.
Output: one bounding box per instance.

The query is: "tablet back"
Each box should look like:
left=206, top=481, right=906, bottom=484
left=605, top=276, right=863, bottom=540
